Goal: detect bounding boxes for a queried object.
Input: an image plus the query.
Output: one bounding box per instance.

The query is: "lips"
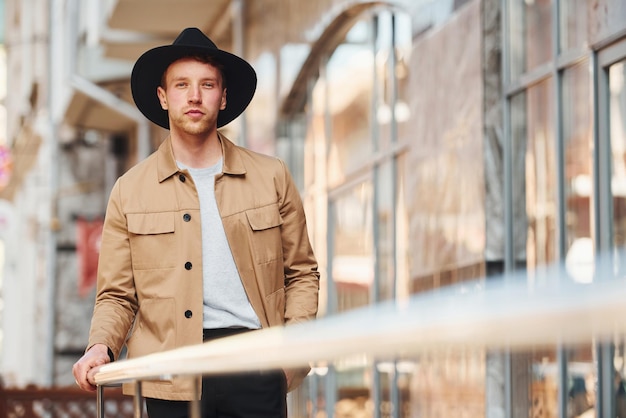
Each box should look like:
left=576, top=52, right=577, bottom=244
left=185, top=109, right=204, bottom=116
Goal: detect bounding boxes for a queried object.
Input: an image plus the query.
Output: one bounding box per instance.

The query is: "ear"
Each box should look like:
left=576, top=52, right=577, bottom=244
left=220, top=88, right=227, bottom=110
left=157, top=86, right=168, bottom=110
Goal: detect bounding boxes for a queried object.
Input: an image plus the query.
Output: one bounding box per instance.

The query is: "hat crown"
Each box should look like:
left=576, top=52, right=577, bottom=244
left=172, top=27, right=218, bottom=49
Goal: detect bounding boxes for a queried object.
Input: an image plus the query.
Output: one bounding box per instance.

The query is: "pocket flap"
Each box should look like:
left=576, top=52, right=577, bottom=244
left=127, top=212, right=175, bottom=235
left=245, top=204, right=283, bottom=231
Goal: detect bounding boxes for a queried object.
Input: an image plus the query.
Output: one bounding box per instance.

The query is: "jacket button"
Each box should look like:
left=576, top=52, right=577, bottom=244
left=183, top=213, right=191, bottom=222
left=179, top=174, right=186, bottom=182
left=184, top=310, right=192, bottom=318
left=185, top=262, right=192, bottom=270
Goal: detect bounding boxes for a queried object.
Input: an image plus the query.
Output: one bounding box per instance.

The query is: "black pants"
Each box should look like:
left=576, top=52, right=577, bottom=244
left=145, top=328, right=287, bottom=418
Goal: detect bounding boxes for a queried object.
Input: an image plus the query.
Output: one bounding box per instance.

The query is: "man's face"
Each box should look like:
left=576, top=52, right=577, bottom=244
left=157, top=57, right=227, bottom=137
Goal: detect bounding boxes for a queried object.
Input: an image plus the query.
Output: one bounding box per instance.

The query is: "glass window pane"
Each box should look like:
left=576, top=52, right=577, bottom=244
left=375, top=11, right=394, bottom=152
left=615, top=339, right=626, bottom=418
left=559, top=0, right=589, bottom=52
left=567, top=345, right=597, bottom=418
left=511, top=79, right=557, bottom=272
left=331, top=181, right=374, bottom=313
left=304, top=75, right=330, bottom=317
left=589, top=0, right=626, bottom=44
left=327, top=21, right=374, bottom=188
left=508, top=0, right=553, bottom=80
left=374, top=361, right=397, bottom=418
left=510, top=349, right=559, bottom=418
left=306, top=75, right=327, bottom=190
left=376, top=161, right=395, bottom=302
left=375, top=11, right=412, bottom=152
left=510, top=92, right=529, bottom=267
left=404, top=350, right=485, bottom=417
left=396, top=153, right=410, bottom=301
left=393, top=13, right=412, bottom=146
left=335, top=361, right=370, bottom=418
left=609, top=60, right=626, bottom=277
left=562, top=61, right=594, bottom=283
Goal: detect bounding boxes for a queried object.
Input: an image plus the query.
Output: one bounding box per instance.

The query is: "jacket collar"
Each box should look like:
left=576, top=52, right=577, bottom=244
left=156, top=132, right=246, bottom=182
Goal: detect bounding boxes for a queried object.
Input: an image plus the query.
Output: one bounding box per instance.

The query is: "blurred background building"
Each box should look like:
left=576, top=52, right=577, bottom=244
left=0, top=0, right=624, bottom=417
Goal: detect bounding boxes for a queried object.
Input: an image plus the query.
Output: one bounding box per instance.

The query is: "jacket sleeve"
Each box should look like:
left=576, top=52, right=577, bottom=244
left=275, top=159, right=320, bottom=391
left=87, top=178, right=138, bottom=359
left=276, top=159, right=320, bottom=326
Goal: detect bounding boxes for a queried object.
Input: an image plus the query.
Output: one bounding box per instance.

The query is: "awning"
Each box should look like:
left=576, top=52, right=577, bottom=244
left=103, top=0, right=232, bottom=61
left=64, top=89, right=136, bottom=133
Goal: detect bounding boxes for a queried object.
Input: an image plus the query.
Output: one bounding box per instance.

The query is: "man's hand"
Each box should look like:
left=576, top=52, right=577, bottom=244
left=72, top=344, right=111, bottom=392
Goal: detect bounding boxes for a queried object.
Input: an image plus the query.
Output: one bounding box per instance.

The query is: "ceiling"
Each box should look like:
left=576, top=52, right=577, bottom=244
left=102, top=0, right=233, bottom=62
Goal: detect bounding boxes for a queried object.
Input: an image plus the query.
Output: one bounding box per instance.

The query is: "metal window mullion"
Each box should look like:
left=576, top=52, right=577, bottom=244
left=389, top=12, right=400, bottom=418
left=592, top=46, right=617, bottom=418
left=500, top=2, right=514, bottom=418
left=325, top=365, right=337, bottom=418
left=372, top=363, right=381, bottom=418
left=371, top=12, right=381, bottom=305
left=552, top=0, right=569, bottom=414
left=501, top=0, right=513, bottom=276
left=372, top=165, right=381, bottom=304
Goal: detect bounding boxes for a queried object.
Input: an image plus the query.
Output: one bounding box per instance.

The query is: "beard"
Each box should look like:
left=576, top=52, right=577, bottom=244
left=170, top=111, right=218, bottom=136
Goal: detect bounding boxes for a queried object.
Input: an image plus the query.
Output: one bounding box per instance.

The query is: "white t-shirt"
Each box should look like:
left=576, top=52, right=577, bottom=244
left=178, top=159, right=261, bottom=330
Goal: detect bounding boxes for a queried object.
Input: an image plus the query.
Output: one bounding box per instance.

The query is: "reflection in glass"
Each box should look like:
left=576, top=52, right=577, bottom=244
left=375, top=11, right=412, bottom=152
left=614, top=340, right=626, bottom=418
left=376, top=161, right=395, bottom=302
left=524, top=349, right=559, bottom=418
left=396, top=153, right=410, bottom=302
left=567, top=345, right=597, bottom=418
left=559, top=0, right=588, bottom=52
left=527, top=78, right=557, bottom=270
left=303, top=6, right=421, bottom=418
left=334, top=359, right=370, bottom=418
left=377, top=364, right=394, bottom=418
left=331, top=181, right=373, bottom=313
left=561, top=60, right=597, bottom=418
left=562, top=61, right=594, bottom=283
left=304, top=72, right=330, bottom=318
left=407, top=350, right=485, bottom=417
left=327, top=21, right=374, bottom=188
left=610, top=60, right=626, bottom=278
left=508, top=0, right=553, bottom=80
left=509, top=92, right=528, bottom=267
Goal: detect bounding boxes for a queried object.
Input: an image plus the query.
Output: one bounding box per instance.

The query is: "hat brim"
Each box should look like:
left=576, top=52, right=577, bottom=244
left=131, top=45, right=257, bottom=129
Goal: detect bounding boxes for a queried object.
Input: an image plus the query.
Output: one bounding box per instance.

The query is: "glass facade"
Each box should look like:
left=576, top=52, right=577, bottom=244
left=610, top=59, right=626, bottom=277
left=293, top=3, right=486, bottom=417
left=323, top=11, right=411, bottom=416
left=504, top=1, right=626, bottom=417
left=278, top=0, right=626, bottom=417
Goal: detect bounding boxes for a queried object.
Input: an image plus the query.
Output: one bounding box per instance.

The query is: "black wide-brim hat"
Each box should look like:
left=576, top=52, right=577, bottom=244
left=131, top=27, right=257, bottom=129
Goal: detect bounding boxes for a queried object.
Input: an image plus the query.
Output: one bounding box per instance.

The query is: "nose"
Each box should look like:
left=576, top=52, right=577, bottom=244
left=187, top=85, right=201, bottom=103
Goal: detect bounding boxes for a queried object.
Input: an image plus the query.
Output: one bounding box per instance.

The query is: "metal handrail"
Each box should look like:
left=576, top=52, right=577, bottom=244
left=94, top=265, right=626, bottom=417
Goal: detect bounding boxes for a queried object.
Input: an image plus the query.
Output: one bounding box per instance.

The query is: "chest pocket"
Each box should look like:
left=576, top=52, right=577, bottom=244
left=127, top=212, right=177, bottom=270
left=245, top=204, right=283, bottom=264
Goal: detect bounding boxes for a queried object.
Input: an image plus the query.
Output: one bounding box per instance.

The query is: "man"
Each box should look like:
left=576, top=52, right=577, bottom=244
left=72, top=27, right=320, bottom=418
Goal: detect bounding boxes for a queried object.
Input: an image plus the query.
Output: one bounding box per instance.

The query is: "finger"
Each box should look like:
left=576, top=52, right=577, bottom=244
left=87, top=364, right=102, bottom=385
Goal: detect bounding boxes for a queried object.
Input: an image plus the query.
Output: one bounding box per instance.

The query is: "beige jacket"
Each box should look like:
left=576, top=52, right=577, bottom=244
left=88, top=133, right=319, bottom=400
